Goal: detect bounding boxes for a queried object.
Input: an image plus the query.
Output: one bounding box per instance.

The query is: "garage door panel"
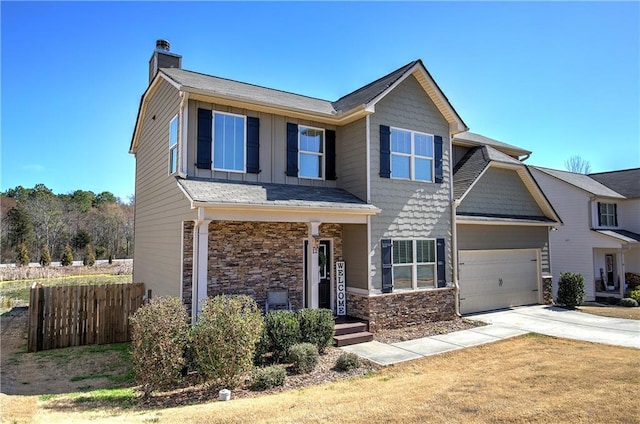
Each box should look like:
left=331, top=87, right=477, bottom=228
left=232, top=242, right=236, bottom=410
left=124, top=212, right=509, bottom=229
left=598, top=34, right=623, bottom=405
left=460, top=249, right=540, bottom=314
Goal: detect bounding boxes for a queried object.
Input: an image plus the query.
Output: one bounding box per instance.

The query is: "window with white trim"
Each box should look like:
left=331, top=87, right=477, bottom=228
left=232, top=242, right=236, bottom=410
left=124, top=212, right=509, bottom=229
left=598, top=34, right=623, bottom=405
left=299, top=126, right=324, bottom=179
left=169, top=114, right=178, bottom=174
left=599, top=202, right=617, bottom=227
left=391, top=128, right=434, bottom=181
left=213, top=112, right=246, bottom=172
left=392, top=239, right=436, bottom=289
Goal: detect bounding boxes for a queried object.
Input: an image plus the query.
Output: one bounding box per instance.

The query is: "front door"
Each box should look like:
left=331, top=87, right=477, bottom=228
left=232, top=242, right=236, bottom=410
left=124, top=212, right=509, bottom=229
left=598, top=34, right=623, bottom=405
left=318, top=240, right=331, bottom=310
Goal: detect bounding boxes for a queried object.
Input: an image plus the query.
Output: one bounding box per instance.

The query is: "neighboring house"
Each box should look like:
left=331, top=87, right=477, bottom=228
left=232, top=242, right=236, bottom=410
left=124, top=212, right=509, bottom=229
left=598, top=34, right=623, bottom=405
left=452, top=133, right=560, bottom=314
left=530, top=167, right=640, bottom=301
left=130, top=40, right=559, bottom=330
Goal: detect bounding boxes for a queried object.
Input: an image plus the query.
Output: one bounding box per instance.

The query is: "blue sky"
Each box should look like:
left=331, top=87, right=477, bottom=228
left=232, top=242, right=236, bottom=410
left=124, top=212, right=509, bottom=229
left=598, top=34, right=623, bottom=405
left=2, top=1, right=638, bottom=200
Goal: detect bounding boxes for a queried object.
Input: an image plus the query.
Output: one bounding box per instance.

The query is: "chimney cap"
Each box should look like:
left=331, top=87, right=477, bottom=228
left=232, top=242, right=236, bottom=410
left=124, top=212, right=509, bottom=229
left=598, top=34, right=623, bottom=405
left=156, top=39, right=170, bottom=51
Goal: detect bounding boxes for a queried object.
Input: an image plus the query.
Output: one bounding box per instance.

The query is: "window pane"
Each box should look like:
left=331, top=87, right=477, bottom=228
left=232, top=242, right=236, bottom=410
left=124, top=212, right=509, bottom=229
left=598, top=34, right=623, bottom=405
left=393, top=265, right=412, bottom=289
left=213, top=113, right=245, bottom=171
left=170, top=147, right=177, bottom=174
left=300, top=127, right=323, bottom=153
left=169, top=116, right=178, bottom=147
left=391, top=129, right=411, bottom=154
left=415, top=158, right=433, bottom=181
left=416, top=240, right=435, bottom=263
left=393, top=240, right=413, bottom=264
left=417, top=265, right=435, bottom=288
left=414, top=133, right=433, bottom=157
left=392, top=154, right=410, bottom=179
left=300, top=153, right=322, bottom=178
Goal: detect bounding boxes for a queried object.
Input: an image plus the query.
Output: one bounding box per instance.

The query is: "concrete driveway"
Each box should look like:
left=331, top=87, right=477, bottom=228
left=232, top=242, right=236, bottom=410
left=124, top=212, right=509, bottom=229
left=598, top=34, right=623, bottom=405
left=466, top=305, right=640, bottom=348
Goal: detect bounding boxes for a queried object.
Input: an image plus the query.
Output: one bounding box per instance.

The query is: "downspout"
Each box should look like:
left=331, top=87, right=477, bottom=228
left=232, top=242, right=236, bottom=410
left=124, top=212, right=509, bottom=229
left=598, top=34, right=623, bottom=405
left=452, top=199, right=461, bottom=317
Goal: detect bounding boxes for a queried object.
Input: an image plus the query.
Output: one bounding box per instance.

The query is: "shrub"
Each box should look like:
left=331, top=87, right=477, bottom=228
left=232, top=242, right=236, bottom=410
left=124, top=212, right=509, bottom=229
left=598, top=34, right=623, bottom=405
left=607, top=296, right=619, bottom=306
left=297, top=308, right=334, bottom=353
left=629, top=289, right=640, bottom=304
left=129, top=297, right=190, bottom=396
left=16, top=242, right=29, bottom=266
left=556, top=272, right=585, bottom=308
left=619, top=298, right=638, bottom=308
left=247, top=365, right=286, bottom=391
left=254, top=325, right=272, bottom=366
left=39, top=245, right=51, bottom=267
left=335, top=352, right=361, bottom=372
left=60, top=243, right=74, bottom=266
left=288, top=343, right=319, bottom=374
left=192, top=295, right=264, bottom=388
left=265, top=310, right=300, bottom=362
left=84, top=244, right=96, bottom=267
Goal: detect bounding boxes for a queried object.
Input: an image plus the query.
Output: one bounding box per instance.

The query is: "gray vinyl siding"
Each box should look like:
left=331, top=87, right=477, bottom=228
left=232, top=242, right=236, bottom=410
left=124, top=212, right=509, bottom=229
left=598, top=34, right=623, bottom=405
left=369, top=75, right=453, bottom=290
left=187, top=101, right=338, bottom=188
left=133, top=79, right=195, bottom=297
left=336, top=118, right=367, bottom=201
left=458, top=168, right=545, bottom=217
left=457, top=224, right=550, bottom=274
left=342, top=224, right=368, bottom=290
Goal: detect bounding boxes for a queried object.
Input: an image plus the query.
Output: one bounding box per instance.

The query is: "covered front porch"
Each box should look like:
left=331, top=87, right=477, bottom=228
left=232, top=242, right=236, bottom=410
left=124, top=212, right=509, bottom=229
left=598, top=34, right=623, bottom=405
left=592, top=229, right=640, bottom=301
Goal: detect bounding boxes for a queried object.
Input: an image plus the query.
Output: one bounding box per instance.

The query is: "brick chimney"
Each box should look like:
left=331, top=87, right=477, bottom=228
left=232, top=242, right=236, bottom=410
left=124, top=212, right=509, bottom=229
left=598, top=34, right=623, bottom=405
left=148, top=39, right=182, bottom=83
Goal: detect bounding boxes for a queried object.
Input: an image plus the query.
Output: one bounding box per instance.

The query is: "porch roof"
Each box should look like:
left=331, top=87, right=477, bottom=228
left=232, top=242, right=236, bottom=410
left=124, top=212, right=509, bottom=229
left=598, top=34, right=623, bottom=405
left=177, top=178, right=380, bottom=214
left=593, top=229, right=640, bottom=244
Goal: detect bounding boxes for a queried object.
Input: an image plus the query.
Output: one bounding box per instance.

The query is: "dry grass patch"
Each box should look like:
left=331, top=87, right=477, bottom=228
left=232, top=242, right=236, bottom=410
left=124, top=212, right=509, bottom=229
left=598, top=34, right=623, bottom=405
left=34, top=335, right=639, bottom=423
left=579, top=305, right=640, bottom=320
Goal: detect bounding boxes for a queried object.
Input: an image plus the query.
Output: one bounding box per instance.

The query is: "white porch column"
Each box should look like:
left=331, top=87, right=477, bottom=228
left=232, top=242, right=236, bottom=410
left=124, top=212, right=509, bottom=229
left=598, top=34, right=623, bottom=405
left=620, top=248, right=626, bottom=297
left=192, top=218, right=211, bottom=322
left=309, top=222, right=321, bottom=309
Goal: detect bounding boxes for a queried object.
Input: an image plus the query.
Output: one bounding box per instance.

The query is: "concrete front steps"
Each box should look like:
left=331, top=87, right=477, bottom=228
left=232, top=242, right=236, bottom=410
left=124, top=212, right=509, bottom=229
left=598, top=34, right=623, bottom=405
left=334, top=321, right=373, bottom=347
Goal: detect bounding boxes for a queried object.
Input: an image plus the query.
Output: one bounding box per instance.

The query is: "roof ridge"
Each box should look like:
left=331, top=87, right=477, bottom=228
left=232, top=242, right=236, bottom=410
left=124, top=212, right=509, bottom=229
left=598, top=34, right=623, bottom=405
left=589, top=167, right=640, bottom=176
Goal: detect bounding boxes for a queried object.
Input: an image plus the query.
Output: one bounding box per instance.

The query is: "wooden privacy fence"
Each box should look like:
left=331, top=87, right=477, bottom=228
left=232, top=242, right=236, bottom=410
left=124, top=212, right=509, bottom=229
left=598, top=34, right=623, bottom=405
left=27, top=283, right=145, bottom=352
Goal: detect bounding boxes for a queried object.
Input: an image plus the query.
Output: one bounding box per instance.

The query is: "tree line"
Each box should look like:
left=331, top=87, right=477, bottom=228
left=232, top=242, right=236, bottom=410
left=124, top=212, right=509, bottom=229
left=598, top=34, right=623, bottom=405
left=1, top=184, right=134, bottom=265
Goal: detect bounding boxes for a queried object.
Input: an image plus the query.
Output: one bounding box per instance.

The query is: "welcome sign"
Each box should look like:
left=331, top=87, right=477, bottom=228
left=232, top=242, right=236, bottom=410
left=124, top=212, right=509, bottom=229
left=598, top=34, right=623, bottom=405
left=336, top=261, right=346, bottom=316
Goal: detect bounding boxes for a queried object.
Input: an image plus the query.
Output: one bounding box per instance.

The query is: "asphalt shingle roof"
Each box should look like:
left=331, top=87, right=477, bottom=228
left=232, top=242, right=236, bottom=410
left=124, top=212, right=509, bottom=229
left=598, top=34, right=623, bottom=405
left=589, top=168, right=640, bottom=198
left=453, top=132, right=531, bottom=156
left=594, top=229, right=640, bottom=243
left=177, top=178, right=379, bottom=211
left=532, top=167, right=625, bottom=199
left=453, top=145, right=523, bottom=200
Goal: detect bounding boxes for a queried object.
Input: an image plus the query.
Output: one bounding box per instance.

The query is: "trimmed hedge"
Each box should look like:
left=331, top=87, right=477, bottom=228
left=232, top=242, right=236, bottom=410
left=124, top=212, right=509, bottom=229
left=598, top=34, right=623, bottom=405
left=288, top=343, right=319, bottom=374
left=248, top=365, right=286, bottom=391
left=265, top=310, right=300, bottom=362
left=620, top=298, right=638, bottom=308
left=557, top=272, right=585, bottom=308
left=335, top=352, right=360, bottom=372
left=297, top=308, right=334, bottom=353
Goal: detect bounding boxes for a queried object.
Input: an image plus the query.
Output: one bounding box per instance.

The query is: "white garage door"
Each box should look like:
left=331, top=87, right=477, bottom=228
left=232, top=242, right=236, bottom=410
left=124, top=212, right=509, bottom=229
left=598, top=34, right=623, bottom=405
left=459, top=249, right=540, bottom=315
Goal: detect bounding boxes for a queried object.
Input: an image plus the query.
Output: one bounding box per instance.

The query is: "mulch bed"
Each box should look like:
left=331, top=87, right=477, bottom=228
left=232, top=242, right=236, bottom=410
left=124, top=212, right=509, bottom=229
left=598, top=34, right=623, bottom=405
left=374, top=317, right=486, bottom=344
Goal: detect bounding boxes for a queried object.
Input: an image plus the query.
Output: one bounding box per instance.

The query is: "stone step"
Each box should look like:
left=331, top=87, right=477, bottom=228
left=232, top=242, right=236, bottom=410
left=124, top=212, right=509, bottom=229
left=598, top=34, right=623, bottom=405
left=334, top=322, right=368, bottom=336
left=334, top=331, right=374, bottom=347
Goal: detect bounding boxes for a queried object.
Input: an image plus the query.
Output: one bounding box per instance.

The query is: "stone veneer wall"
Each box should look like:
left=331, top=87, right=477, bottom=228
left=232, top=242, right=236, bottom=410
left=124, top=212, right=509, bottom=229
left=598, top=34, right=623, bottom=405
left=204, top=221, right=343, bottom=311
left=542, top=276, right=553, bottom=304
left=347, top=288, right=456, bottom=332
left=182, top=221, right=194, bottom=316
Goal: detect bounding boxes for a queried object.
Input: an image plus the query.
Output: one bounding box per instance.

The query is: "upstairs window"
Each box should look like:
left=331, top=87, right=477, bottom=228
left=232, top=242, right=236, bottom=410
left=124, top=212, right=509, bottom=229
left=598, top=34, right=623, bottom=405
left=169, top=115, right=178, bottom=174
left=213, top=112, right=246, bottom=172
left=598, top=202, right=618, bottom=227
left=390, top=128, right=434, bottom=182
left=299, top=126, right=324, bottom=179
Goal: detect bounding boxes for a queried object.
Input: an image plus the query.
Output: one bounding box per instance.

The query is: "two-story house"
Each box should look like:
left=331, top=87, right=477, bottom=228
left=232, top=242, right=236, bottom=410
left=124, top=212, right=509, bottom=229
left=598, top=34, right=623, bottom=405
left=130, top=40, right=560, bottom=330
left=530, top=167, right=640, bottom=302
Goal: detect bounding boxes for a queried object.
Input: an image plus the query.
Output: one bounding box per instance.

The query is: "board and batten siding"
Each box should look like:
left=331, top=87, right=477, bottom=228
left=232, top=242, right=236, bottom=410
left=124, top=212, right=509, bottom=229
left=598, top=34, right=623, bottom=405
left=133, top=79, right=195, bottom=297
left=529, top=168, right=622, bottom=301
left=186, top=101, right=338, bottom=188
left=368, top=75, right=453, bottom=291
left=336, top=118, right=367, bottom=201
left=458, top=167, right=545, bottom=217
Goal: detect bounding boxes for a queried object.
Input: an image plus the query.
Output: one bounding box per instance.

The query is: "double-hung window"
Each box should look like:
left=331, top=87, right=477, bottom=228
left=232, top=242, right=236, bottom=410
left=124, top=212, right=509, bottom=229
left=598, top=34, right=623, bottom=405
left=390, top=128, right=434, bottom=181
left=299, top=126, right=324, bottom=179
left=213, top=112, right=246, bottom=172
left=169, top=114, right=178, bottom=174
left=392, top=239, right=436, bottom=290
left=598, top=202, right=617, bottom=227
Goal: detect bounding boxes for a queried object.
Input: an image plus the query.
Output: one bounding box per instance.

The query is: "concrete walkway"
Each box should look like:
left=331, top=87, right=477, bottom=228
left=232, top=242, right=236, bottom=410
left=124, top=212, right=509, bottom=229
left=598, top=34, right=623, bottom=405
left=341, top=305, right=639, bottom=366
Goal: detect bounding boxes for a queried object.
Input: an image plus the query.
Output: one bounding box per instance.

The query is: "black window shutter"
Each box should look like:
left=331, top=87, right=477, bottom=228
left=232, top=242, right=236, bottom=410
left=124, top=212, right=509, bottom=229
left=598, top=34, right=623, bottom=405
left=381, top=239, right=393, bottom=293
left=434, top=135, right=444, bottom=183
left=597, top=202, right=602, bottom=226
left=613, top=203, right=618, bottom=226
left=436, top=238, right=446, bottom=288
left=196, top=108, right=212, bottom=169
left=379, top=125, right=391, bottom=178
left=246, top=117, right=260, bottom=174
left=286, top=123, right=298, bottom=177
left=326, top=129, right=336, bottom=180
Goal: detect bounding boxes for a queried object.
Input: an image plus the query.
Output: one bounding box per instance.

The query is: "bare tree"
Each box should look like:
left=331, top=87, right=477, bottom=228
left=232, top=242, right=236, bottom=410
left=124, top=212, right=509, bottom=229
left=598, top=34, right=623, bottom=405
left=564, top=155, right=592, bottom=174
